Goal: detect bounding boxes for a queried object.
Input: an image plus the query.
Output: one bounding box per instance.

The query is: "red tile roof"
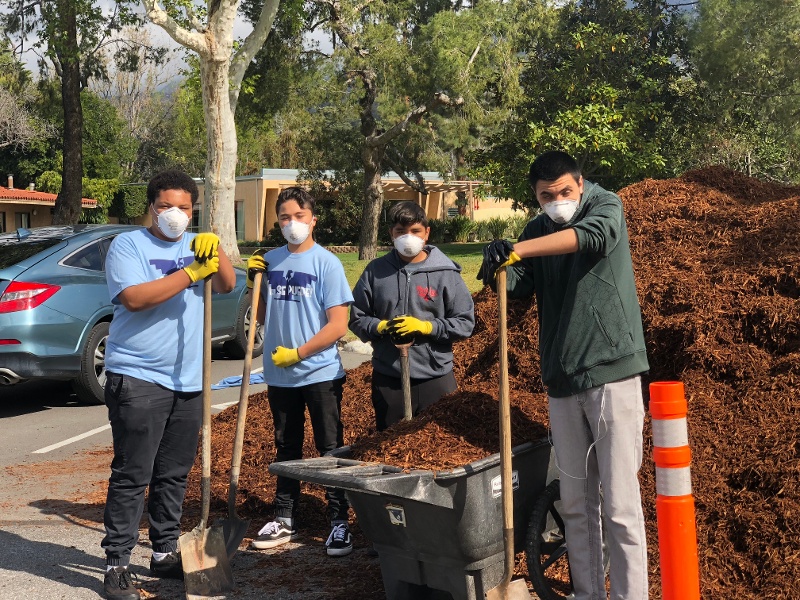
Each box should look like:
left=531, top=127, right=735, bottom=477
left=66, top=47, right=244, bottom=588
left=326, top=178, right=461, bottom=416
left=0, top=186, right=97, bottom=207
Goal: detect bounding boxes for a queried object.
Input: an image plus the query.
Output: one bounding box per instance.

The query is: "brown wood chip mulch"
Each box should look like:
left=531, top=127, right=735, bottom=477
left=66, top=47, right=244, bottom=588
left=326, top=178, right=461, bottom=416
left=183, top=165, right=800, bottom=600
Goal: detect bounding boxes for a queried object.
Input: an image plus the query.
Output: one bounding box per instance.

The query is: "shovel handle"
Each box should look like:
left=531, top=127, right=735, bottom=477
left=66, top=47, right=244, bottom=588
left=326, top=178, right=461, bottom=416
left=497, top=267, right=515, bottom=586
left=200, top=277, right=213, bottom=527
left=228, top=271, right=262, bottom=514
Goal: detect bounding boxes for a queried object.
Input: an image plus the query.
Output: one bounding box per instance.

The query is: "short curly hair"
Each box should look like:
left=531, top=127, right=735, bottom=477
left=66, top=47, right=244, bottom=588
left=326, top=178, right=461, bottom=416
left=147, top=170, right=200, bottom=205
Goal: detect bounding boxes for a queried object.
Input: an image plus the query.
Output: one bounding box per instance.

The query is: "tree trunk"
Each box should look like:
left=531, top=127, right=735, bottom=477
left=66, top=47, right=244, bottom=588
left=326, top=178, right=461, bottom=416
left=359, top=143, right=385, bottom=261
left=200, top=58, right=241, bottom=264
left=53, top=0, right=83, bottom=226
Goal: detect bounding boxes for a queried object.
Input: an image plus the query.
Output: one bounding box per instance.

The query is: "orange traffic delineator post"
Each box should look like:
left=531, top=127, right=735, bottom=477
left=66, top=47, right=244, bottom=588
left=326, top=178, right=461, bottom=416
left=649, top=381, right=701, bottom=600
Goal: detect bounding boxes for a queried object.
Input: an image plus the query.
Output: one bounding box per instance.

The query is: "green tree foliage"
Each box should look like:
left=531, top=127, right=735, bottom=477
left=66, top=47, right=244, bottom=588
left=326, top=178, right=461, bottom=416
left=110, top=185, right=148, bottom=223
left=475, top=0, right=695, bottom=205
left=34, top=170, right=119, bottom=223
left=690, top=0, right=800, bottom=181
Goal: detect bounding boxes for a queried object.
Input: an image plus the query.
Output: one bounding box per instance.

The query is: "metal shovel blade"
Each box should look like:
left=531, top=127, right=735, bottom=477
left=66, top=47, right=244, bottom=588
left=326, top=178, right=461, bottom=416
left=179, top=522, right=235, bottom=599
left=485, top=578, right=531, bottom=600
left=219, top=514, right=250, bottom=561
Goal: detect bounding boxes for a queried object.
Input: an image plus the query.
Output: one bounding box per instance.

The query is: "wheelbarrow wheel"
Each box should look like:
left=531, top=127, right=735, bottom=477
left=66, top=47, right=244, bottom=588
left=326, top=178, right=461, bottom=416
left=525, top=479, right=610, bottom=600
left=525, top=479, right=572, bottom=600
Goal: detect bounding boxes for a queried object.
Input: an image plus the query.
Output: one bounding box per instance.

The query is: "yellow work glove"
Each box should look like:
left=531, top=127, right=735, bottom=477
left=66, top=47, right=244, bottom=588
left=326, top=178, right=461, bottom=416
left=246, top=251, right=268, bottom=289
left=182, top=255, right=219, bottom=283
left=272, top=346, right=301, bottom=368
left=190, top=232, right=220, bottom=262
left=376, top=320, right=390, bottom=334
left=386, top=315, right=433, bottom=337
left=497, top=251, right=522, bottom=272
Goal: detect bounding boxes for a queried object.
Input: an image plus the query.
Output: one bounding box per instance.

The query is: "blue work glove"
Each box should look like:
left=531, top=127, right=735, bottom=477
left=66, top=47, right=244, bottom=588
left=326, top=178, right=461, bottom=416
left=190, top=233, right=220, bottom=262
left=246, top=249, right=268, bottom=289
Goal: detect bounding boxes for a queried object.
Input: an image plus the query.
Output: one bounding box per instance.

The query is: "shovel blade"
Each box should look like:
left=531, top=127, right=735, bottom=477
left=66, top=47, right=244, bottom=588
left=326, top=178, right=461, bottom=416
left=217, top=516, right=251, bottom=561
left=179, top=523, right=234, bottom=599
left=485, top=578, right=531, bottom=600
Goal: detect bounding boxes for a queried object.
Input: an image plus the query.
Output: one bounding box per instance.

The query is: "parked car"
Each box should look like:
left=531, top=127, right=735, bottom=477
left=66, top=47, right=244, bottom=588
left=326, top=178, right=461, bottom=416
left=0, top=225, right=264, bottom=405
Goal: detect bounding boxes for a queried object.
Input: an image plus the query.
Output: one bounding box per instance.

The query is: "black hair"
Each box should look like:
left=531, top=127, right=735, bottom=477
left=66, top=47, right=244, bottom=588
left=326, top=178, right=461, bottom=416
left=527, top=151, right=582, bottom=190
left=146, top=170, right=199, bottom=205
left=276, top=186, right=316, bottom=215
left=388, top=201, right=428, bottom=228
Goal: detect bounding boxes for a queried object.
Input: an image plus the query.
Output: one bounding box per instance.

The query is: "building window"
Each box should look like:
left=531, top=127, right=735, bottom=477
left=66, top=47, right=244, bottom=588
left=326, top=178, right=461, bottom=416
left=235, top=200, right=245, bottom=241
left=15, top=212, right=30, bottom=229
left=0, top=212, right=5, bottom=233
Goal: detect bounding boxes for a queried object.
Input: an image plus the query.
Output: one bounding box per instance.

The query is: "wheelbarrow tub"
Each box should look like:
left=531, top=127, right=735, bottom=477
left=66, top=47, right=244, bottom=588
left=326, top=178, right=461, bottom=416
left=269, top=439, right=552, bottom=600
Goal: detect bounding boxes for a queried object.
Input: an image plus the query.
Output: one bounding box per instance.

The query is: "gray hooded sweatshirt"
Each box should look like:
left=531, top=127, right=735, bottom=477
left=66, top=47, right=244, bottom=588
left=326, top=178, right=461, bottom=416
left=349, top=245, right=475, bottom=380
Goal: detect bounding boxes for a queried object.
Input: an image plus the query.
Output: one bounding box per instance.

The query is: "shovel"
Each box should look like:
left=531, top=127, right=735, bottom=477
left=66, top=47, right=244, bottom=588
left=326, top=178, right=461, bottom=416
left=217, top=270, right=263, bottom=559
left=395, top=338, right=414, bottom=420
left=486, top=267, right=530, bottom=600
left=179, top=277, right=234, bottom=599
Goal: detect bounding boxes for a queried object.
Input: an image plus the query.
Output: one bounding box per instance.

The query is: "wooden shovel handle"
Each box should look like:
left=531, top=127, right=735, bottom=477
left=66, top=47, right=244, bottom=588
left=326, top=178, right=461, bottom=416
left=497, top=267, right=516, bottom=586
left=200, top=277, right=213, bottom=527
left=228, top=271, right=262, bottom=515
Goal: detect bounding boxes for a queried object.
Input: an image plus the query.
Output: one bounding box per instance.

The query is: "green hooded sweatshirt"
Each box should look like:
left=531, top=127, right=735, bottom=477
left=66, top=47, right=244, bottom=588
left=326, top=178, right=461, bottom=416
left=505, top=181, right=649, bottom=398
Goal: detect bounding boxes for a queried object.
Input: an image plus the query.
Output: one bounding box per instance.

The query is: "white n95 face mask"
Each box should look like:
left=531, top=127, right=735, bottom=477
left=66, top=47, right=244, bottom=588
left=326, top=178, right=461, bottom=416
left=153, top=206, right=190, bottom=239
left=281, top=219, right=311, bottom=245
left=543, top=199, right=579, bottom=224
left=393, top=233, right=425, bottom=258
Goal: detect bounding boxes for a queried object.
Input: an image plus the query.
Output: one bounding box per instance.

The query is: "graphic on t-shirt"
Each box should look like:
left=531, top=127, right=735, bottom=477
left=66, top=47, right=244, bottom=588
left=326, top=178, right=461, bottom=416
left=417, top=285, right=438, bottom=301
left=267, top=270, right=318, bottom=302
left=150, top=255, right=194, bottom=277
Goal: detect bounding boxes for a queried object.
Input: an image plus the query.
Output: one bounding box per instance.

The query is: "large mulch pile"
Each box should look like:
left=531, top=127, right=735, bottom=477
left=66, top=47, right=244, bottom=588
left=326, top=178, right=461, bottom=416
left=184, top=166, right=799, bottom=599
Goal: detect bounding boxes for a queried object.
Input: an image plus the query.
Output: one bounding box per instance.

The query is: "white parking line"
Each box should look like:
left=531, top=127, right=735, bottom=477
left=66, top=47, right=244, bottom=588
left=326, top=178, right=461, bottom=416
left=31, top=366, right=265, bottom=454
left=32, top=424, right=111, bottom=454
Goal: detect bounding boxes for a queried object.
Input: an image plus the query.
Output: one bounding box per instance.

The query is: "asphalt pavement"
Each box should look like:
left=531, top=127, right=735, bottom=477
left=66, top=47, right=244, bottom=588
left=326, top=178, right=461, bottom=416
left=0, top=346, right=372, bottom=600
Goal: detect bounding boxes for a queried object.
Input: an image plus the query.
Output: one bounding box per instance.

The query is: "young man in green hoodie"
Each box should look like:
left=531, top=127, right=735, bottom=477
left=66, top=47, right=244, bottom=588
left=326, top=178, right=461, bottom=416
left=479, top=151, right=649, bottom=600
left=350, top=201, right=475, bottom=431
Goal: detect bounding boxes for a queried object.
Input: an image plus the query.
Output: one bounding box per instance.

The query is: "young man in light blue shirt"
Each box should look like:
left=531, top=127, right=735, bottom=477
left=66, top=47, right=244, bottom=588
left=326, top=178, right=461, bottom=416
left=246, top=187, right=354, bottom=557
left=101, top=170, right=236, bottom=600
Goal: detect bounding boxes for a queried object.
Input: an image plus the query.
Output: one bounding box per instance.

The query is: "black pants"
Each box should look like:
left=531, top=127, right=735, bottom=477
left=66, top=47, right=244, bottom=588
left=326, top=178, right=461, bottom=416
left=371, top=370, right=457, bottom=431
left=101, top=373, right=202, bottom=566
left=268, top=377, right=349, bottom=524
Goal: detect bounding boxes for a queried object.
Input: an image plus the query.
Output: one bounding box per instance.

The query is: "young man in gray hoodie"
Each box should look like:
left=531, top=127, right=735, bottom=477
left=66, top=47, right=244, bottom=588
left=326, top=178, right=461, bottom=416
left=349, top=201, right=475, bottom=430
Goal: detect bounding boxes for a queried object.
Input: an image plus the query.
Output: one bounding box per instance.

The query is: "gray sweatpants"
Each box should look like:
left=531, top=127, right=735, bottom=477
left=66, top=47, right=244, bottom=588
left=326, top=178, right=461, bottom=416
left=548, top=375, right=648, bottom=600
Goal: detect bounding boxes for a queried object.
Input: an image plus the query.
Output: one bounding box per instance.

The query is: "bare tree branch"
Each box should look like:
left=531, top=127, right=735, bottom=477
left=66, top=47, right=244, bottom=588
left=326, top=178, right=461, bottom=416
left=370, top=91, right=464, bottom=147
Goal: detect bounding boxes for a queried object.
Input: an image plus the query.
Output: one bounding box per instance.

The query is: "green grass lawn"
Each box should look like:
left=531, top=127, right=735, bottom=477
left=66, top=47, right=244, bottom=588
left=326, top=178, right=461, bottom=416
left=240, top=242, right=486, bottom=341
left=335, top=242, right=485, bottom=294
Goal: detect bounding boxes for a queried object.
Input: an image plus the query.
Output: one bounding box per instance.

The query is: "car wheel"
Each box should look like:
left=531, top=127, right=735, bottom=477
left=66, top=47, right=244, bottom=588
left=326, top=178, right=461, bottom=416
left=222, top=294, right=264, bottom=359
left=72, top=321, right=110, bottom=405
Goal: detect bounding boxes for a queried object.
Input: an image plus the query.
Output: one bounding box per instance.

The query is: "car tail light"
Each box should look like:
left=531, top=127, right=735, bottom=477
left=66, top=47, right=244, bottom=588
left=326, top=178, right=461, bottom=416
left=0, top=339, right=21, bottom=345
left=0, top=281, right=61, bottom=313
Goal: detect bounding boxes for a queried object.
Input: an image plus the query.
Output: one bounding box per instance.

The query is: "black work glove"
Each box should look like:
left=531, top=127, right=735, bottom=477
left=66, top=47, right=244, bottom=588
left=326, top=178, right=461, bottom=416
left=477, top=239, right=514, bottom=286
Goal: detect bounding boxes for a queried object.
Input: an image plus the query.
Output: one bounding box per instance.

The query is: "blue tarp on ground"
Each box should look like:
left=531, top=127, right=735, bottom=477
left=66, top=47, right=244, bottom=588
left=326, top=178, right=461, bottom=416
left=211, top=372, right=265, bottom=390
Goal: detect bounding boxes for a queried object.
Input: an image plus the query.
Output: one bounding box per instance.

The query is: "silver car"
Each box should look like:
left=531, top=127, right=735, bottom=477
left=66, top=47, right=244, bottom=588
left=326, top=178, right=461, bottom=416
left=0, top=225, right=263, bottom=404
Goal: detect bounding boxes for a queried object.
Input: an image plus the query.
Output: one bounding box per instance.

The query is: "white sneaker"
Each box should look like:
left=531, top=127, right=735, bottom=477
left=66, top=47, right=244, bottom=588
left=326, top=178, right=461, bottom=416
left=251, top=520, right=297, bottom=549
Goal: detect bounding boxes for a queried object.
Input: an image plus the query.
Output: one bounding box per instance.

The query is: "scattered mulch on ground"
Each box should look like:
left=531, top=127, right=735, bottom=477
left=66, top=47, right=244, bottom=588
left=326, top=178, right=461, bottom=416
left=185, top=165, right=800, bottom=600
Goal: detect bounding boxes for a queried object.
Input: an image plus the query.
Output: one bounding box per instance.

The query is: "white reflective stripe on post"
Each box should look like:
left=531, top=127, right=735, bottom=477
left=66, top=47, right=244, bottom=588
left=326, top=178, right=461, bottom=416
left=652, top=418, right=689, bottom=448
left=655, top=466, right=693, bottom=496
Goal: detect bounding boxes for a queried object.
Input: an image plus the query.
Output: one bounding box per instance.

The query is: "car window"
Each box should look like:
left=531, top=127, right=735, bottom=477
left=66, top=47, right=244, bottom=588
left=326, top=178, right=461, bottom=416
left=63, top=240, right=104, bottom=271
left=0, top=240, right=63, bottom=269
left=98, top=237, right=114, bottom=270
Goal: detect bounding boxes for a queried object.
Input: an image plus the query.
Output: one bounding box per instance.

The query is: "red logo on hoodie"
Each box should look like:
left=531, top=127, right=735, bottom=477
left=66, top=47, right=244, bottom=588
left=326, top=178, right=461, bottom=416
left=417, top=285, right=438, bottom=301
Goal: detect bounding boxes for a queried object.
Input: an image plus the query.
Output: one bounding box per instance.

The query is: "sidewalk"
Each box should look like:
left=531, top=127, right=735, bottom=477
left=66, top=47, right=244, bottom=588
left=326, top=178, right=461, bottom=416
left=0, top=348, right=377, bottom=600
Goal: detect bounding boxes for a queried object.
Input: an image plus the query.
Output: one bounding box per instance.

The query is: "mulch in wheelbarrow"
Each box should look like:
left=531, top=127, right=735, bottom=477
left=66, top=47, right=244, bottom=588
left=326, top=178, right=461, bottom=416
left=184, top=166, right=799, bottom=600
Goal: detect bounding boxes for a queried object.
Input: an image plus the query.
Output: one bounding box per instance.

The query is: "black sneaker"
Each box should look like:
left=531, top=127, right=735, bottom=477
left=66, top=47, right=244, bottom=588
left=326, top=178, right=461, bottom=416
left=149, top=551, right=184, bottom=580
left=251, top=520, right=298, bottom=549
left=325, top=523, right=353, bottom=557
left=103, top=566, right=140, bottom=600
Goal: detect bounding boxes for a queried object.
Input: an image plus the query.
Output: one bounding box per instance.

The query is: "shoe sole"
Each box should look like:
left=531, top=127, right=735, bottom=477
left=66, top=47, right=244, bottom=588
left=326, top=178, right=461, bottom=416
left=250, top=533, right=299, bottom=550
left=326, top=546, right=354, bottom=557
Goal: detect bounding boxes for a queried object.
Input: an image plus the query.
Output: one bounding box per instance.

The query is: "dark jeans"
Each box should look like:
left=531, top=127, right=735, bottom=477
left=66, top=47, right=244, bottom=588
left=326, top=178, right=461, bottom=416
left=268, top=377, right=349, bottom=524
left=371, top=370, right=457, bottom=431
left=101, top=372, right=202, bottom=566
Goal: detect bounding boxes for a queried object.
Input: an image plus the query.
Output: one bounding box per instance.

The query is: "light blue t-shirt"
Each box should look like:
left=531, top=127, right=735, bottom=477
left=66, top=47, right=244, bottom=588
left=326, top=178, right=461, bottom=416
left=260, top=244, right=353, bottom=387
left=105, top=228, right=204, bottom=392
